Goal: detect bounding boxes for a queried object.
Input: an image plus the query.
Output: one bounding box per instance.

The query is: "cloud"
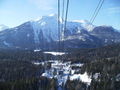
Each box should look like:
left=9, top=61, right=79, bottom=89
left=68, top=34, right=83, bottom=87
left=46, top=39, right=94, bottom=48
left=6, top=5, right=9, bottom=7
left=108, top=7, right=120, bottom=14
left=29, top=0, right=57, bottom=10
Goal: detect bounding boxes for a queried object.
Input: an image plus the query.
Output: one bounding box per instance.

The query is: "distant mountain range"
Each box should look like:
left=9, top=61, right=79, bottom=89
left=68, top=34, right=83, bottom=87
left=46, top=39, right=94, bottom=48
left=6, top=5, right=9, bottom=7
left=0, top=14, right=120, bottom=50
left=0, top=24, right=9, bottom=32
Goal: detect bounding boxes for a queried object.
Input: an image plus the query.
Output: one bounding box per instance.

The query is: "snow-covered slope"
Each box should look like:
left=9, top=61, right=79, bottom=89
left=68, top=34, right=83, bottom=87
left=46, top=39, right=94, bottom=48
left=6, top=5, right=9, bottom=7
left=72, top=20, right=95, bottom=31
left=30, top=14, right=93, bottom=42
left=0, top=14, right=120, bottom=50
left=0, top=24, right=9, bottom=31
left=38, top=60, right=91, bottom=85
left=30, top=14, right=60, bottom=43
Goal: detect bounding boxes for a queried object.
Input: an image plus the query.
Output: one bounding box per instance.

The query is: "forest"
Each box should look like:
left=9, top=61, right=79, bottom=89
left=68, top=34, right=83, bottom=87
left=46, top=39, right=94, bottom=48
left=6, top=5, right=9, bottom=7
left=0, top=43, right=120, bottom=90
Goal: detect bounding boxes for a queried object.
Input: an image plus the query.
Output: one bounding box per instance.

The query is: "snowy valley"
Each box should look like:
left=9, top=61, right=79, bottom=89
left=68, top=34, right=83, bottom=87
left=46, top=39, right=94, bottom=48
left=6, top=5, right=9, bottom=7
left=33, top=59, right=91, bottom=89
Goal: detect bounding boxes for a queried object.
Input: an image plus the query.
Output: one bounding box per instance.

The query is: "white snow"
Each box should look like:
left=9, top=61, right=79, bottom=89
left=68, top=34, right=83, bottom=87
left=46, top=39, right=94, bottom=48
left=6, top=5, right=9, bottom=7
left=31, top=14, right=61, bottom=43
left=70, top=73, right=91, bottom=85
left=29, top=14, right=102, bottom=44
left=34, top=49, right=41, bottom=52
left=40, top=60, right=91, bottom=86
left=3, top=41, right=11, bottom=47
left=116, top=74, right=120, bottom=81
left=0, top=24, right=9, bottom=31
left=44, top=52, right=65, bottom=56
left=31, top=22, right=41, bottom=43
left=72, top=20, right=95, bottom=31
left=73, top=20, right=89, bottom=24
left=71, top=63, right=83, bottom=67
left=70, top=72, right=91, bottom=85
left=93, top=73, right=100, bottom=80
left=66, top=22, right=84, bottom=34
left=41, top=60, right=71, bottom=85
left=32, top=16, right=42, bottom=22
left=41, top=22, right=46, bottom=26
left=30, top=14, right=96, bottom=43
left=33, top=62, right=41, bottom=65
left=49, top=13, right=56, bottom=17
left=42, top=72, right=53, bottom=78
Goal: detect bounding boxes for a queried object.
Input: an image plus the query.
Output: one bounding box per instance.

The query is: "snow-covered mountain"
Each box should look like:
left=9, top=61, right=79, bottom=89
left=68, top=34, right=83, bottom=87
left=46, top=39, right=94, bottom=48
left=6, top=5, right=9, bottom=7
left=0, top=14, right=120, bottom=50
left=0, top=24, right=9, bottom=31
left=30, top=14, right=60, bottom=43
left=72, top=20, right=95, bottom=31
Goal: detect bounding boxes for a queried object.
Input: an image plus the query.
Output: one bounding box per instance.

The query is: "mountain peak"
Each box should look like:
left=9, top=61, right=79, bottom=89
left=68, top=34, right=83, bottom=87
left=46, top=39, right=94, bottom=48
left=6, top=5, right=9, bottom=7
left=0, top=14, right=119, bottom=50
left=32, top=14, right=62, bottom=23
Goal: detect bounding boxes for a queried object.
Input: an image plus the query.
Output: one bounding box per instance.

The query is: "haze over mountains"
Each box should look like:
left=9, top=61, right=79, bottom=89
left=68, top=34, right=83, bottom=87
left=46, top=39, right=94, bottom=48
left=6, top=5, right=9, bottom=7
left=0, top=14, right=120, bottom=50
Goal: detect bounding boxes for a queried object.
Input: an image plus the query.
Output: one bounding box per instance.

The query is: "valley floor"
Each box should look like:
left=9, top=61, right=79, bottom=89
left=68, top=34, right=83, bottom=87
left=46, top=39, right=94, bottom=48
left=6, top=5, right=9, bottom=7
left=33, top=60, right=91, bottom=89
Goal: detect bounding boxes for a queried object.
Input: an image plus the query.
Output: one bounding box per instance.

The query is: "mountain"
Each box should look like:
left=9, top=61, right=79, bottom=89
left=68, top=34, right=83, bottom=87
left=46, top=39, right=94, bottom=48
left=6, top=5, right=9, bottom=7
left=0, top=24, right=9, bottom=31
left=30, top=14, right=59, bottom=43
left=72, top=20, right=95, bottom=31
left=91, top=26, right=120, bottom=45
left=0, top=14, right=120, bottom=50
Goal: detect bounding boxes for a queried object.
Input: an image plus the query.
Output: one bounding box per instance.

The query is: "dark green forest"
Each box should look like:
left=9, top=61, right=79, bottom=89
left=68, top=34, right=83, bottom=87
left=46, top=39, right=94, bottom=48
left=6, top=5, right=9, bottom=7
left=0, top=43, right=120, bottom=90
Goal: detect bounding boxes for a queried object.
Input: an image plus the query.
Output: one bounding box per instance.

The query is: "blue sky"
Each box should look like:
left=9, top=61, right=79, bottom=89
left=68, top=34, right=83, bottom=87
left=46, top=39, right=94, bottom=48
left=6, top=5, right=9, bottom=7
left=0, top=0, right=120, bottom=30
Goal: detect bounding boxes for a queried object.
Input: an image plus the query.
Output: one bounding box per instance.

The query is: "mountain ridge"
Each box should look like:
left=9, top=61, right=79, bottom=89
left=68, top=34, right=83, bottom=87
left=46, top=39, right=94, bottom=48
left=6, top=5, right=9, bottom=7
left=0, top=24, right=9, bottom=31
left=0, top=14, right=120, bottom=50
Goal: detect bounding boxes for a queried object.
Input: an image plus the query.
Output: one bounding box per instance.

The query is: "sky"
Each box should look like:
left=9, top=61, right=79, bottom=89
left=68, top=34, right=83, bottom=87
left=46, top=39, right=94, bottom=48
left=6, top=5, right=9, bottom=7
left=0, top=0, right=120, bottom=30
